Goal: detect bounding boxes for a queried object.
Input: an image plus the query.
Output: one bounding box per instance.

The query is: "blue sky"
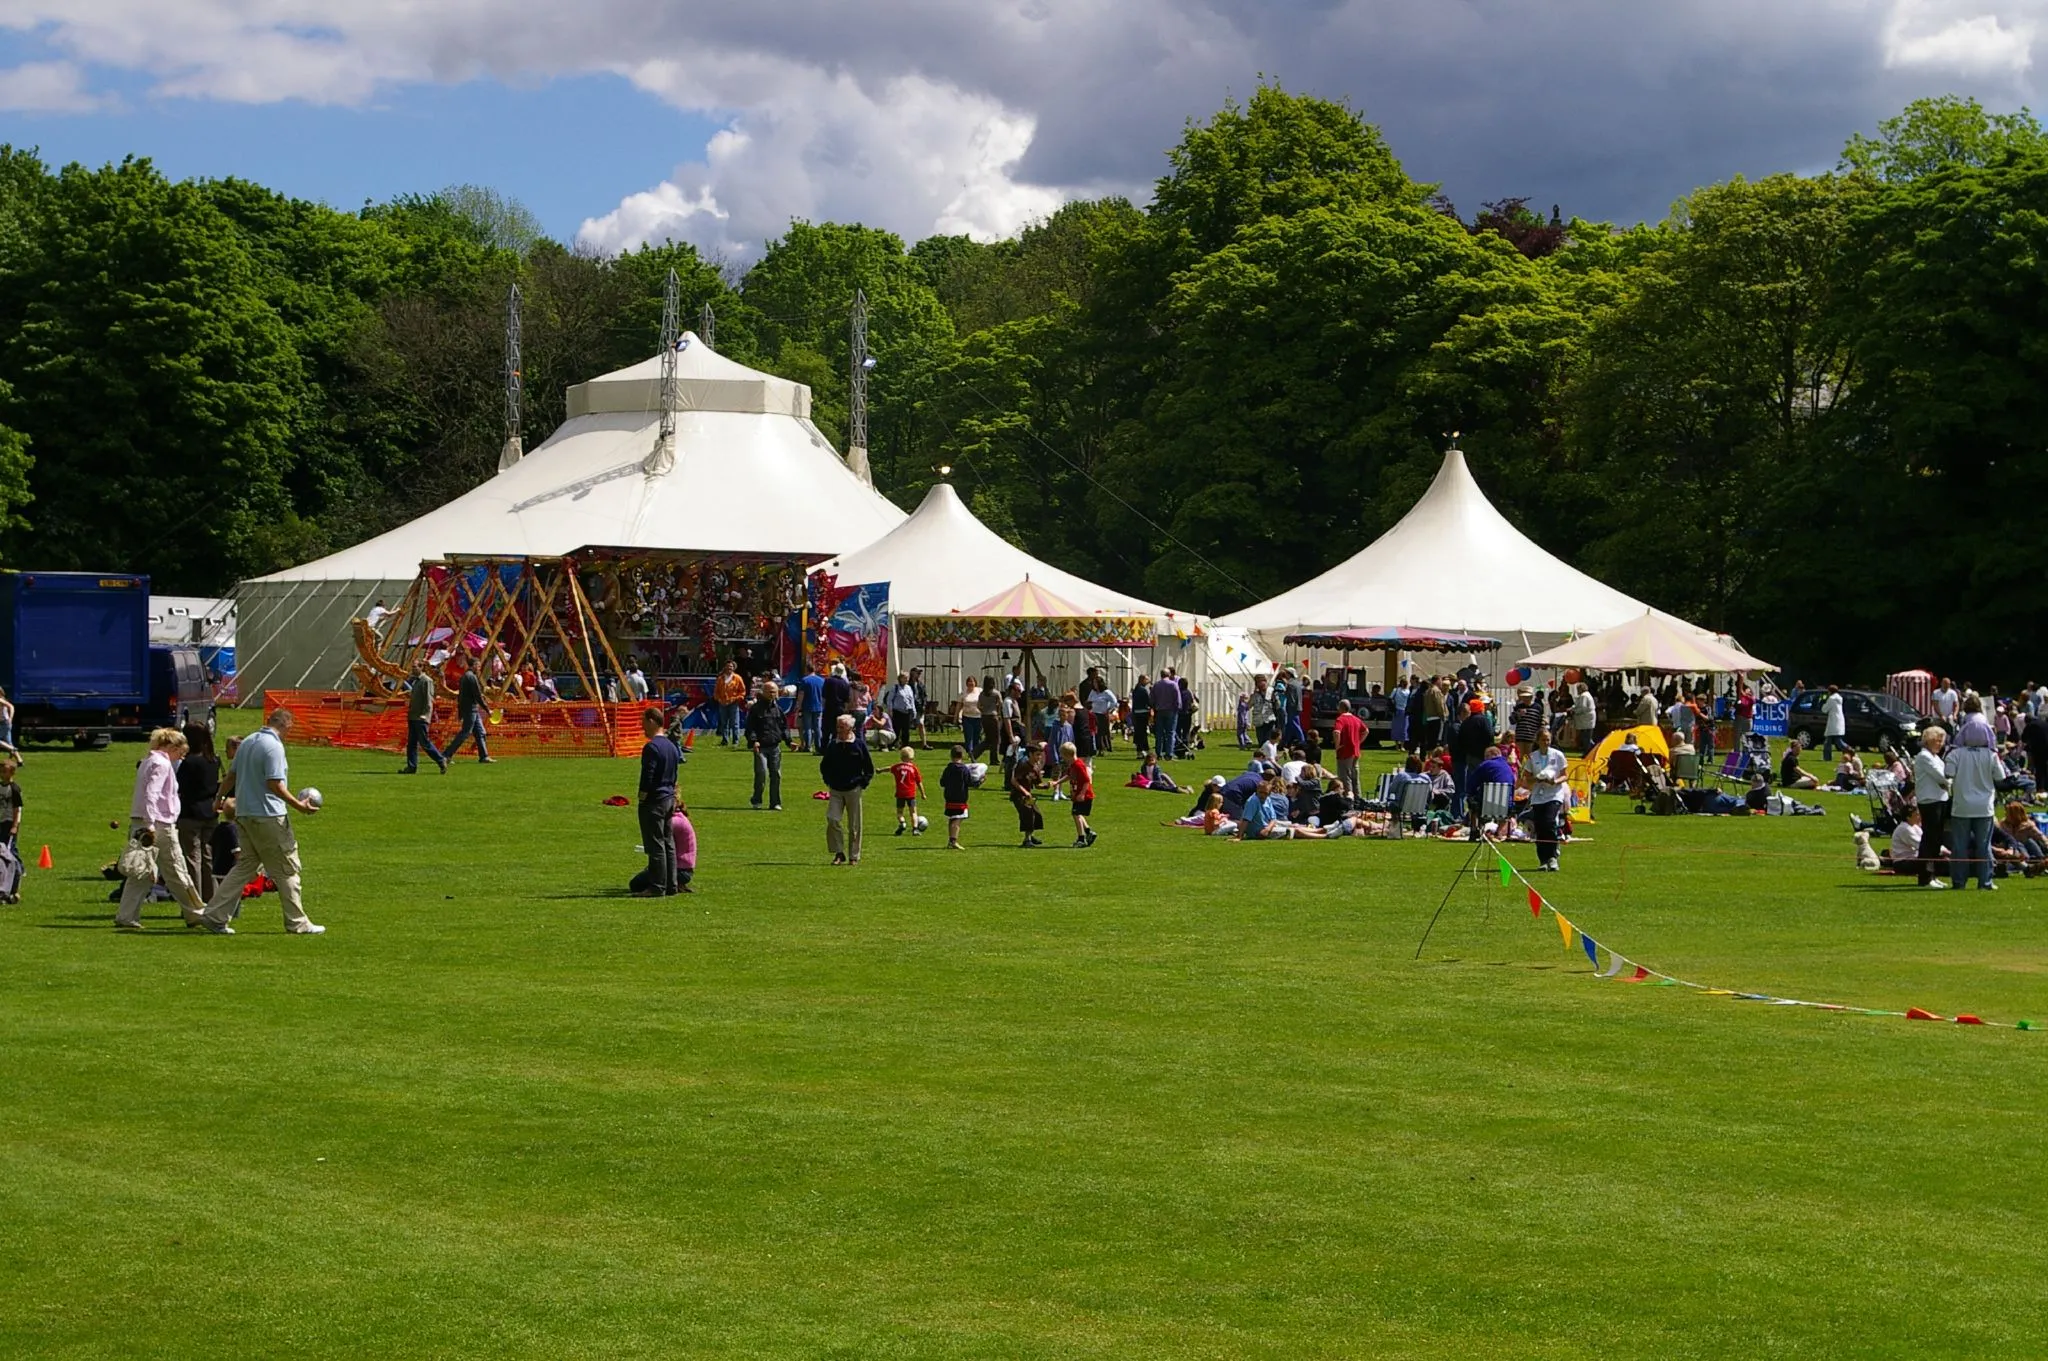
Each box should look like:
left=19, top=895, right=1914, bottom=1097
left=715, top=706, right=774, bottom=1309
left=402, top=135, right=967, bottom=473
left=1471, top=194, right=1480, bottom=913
left=1, top=37, right=724, bottom=243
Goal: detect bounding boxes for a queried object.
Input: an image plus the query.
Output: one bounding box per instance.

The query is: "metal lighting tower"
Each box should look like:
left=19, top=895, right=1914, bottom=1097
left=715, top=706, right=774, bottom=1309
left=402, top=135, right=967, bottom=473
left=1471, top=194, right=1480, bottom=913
left=497, top=282, right=524, bottom=471
left=699, top=302, right=716, bottom=351
left=846, top=288, right=873, bottom=486
left=645, top=267, right=680, bottom=476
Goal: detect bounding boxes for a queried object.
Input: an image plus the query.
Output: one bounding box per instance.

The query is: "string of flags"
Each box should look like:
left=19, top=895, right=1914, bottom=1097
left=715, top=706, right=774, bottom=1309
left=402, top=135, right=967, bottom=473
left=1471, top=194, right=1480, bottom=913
left=1486, top=838, right=2035, bottom=1031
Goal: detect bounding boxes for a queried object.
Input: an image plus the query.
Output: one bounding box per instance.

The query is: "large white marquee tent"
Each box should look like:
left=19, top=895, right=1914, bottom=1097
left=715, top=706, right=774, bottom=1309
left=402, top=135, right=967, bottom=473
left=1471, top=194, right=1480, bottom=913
left=814, top=481, right=1272, bottom=714
left=234, top=337, right=906, bottom=699
left=1221, top=444, right=1711, bottom=670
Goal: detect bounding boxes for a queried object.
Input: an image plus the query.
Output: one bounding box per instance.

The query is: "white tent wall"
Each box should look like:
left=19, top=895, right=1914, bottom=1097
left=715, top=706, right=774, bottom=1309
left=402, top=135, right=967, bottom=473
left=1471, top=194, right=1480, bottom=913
left=896, top=630, right=1263, bottom=735
left=232, top=576, right=410, bottom=702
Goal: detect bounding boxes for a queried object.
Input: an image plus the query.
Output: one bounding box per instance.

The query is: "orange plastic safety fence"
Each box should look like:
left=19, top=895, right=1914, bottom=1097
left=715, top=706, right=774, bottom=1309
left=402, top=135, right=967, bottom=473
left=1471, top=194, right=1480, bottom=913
left=265, top=691, right=658, bottom=758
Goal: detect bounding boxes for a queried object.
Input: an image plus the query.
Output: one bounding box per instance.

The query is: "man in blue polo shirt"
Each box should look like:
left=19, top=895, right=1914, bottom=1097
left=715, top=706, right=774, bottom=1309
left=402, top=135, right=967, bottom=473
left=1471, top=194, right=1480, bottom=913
left=200, top=708, right=324, bottom=935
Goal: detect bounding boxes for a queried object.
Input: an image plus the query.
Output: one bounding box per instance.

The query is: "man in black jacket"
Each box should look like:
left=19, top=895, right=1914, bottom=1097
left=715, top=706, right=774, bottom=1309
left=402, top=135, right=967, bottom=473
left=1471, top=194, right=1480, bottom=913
left=818, top=713, right=875, bottom=865
left=747, top=677, right=786, bottom=811
left=821, top=663, right=852, bottom=734
left=635, top=707, right=682, bottom=897
left=445, top=664, right=495, bottom=763
left=1451, top=699, right=1495, bottom=822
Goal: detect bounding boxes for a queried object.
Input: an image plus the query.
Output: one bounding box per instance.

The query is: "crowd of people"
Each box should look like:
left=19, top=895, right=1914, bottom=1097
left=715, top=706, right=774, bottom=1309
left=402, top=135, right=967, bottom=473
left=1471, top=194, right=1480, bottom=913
left=88, top=630, right=2048, bottom=929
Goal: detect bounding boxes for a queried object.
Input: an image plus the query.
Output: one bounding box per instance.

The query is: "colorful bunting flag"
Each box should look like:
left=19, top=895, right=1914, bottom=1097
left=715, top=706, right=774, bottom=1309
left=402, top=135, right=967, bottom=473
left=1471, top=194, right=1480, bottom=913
left=1481, top=833, right=2027, bottom=1032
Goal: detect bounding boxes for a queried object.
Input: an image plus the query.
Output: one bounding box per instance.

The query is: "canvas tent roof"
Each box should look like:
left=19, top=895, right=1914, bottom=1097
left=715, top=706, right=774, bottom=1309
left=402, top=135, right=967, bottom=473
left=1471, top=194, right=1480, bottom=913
left=1519, top=611, right=1775, bottom=674
left=812, top=482, right=1176, bottom=622
left=1220, top=445, right=1706, bottom=654
left=251, top=336, right=900, bottom=583
left=234, top=337, right=904, bottom=697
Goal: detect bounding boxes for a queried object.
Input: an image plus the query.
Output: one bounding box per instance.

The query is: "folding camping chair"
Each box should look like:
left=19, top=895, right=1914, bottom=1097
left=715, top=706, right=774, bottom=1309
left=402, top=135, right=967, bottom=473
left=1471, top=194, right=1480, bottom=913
left=1717, top=731, right=1771, bottom=790
left=1476, top=781, right=1517, bottom=827
left=1392, top=781, right=1425, bottom=835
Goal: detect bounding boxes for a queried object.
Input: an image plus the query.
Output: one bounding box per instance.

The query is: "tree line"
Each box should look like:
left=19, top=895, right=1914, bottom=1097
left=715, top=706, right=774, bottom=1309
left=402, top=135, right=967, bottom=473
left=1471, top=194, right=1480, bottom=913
left=2, top=87, right=2044, bottom=682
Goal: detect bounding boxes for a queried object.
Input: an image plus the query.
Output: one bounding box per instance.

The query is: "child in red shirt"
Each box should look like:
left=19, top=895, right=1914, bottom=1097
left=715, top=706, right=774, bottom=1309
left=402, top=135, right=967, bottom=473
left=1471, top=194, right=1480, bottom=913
left=1056, top=740, right=1096, bottom=848
left=891, top=746, right=924, bottom=835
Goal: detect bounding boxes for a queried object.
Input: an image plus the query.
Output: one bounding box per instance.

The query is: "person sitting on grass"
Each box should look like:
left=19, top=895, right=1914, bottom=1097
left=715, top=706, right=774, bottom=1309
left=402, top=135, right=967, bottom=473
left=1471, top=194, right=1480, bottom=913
left=1130, top=753, right=1181, bottom=793
left=1993, top=801, right=2047, bottom=877
left=629, top=800, right=697, bottom=895
left=1880, top=803, right=1923, bottom=873
left=1832, top=749, right=1866, bottom=791
left=1780, top=738, right=1821, bottom=791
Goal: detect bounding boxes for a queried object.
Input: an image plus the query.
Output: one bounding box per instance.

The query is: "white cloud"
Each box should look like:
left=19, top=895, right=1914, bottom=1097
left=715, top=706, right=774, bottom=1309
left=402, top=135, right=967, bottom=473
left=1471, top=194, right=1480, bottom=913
left=1884, top=2, right=2039, bottom=75
left=578, top=64, right=1073, bottom=258
left=6, top=1, right=2048, bottom=253
left=0, top=59, right=108, bottom=113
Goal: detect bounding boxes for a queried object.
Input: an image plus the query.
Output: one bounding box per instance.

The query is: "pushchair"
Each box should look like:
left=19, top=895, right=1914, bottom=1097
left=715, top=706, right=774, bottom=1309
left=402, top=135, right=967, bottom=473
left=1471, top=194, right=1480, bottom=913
left=1857, top=769, right=1909, bottom=836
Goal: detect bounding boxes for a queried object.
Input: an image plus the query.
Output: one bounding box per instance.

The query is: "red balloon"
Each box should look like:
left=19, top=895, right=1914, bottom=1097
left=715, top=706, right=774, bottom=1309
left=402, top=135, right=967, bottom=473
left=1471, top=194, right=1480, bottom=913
left=1563, top=669, right=1582, bottom=684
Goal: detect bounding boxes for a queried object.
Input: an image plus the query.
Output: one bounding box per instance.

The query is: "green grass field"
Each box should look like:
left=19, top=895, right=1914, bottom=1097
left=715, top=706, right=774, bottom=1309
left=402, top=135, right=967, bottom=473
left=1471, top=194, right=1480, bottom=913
left=2, top=725, right=2045, bottom=1358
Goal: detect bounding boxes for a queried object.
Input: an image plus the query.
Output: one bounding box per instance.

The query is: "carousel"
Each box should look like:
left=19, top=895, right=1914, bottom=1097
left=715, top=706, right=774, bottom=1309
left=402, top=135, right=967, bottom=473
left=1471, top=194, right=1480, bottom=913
left=271, top=550, right=810, bottom=756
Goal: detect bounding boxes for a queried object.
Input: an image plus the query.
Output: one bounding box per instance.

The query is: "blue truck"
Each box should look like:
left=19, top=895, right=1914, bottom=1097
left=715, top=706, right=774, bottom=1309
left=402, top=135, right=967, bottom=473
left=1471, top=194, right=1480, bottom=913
left=0, top=571, right=213, bottom=747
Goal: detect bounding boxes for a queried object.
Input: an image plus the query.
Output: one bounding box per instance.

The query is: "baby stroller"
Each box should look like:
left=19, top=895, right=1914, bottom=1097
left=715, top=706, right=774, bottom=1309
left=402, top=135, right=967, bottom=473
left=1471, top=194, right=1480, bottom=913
left=1856, top=769, right=1909, bottom=836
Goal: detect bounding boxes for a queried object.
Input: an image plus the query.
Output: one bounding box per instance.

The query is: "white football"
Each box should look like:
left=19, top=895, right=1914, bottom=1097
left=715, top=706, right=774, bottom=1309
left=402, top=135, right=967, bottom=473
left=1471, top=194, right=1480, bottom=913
left=300, top=787, right=324, bottom=809
left=913, top=814, right=929, bottom=833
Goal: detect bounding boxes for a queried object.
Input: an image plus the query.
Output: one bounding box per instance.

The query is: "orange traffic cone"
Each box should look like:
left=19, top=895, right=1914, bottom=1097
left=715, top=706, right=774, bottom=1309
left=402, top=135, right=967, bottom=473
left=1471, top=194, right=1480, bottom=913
left=36, top=844, right=51, bottom=869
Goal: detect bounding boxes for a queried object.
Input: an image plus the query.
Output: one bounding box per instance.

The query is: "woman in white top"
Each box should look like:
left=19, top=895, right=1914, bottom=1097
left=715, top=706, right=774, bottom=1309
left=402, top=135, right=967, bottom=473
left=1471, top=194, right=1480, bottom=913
left=1521, top=728, right=1571, bottom=871
left=1911, top=727, right=1953, bottom=888
left=960, top=679, right=984, bottom=759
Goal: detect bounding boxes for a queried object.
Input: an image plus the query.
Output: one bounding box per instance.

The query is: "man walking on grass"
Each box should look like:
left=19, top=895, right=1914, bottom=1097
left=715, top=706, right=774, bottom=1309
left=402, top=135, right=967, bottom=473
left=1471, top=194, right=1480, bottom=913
left=402, top=659, right=449, bottom=774
left=200, top=709, right=324, bottom=935
left=747, top=677, right=785, bottom=811
left=634, top=707, right=682, bottom=897
left=444, top=663, right=495, bottom=763
left=819, top=713, right=875, bottom=865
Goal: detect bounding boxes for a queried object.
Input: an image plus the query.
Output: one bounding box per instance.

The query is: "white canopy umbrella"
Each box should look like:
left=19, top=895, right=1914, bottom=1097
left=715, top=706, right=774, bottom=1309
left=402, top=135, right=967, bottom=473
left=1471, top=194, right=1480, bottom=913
left=1519, top=611, right=1775, bottom=674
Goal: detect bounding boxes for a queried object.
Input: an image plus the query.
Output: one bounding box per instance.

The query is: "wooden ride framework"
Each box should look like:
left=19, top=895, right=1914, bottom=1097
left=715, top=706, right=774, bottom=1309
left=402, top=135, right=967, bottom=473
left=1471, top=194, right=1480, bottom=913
left=353, top=555, right=631, bottom=749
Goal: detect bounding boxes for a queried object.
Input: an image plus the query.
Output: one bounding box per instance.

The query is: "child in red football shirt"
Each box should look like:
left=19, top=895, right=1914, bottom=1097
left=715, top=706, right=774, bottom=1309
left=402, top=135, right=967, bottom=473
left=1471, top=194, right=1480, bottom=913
left=1056, top=740, right=1096, bottom=848
left=891, top=745, right=924, bottom=835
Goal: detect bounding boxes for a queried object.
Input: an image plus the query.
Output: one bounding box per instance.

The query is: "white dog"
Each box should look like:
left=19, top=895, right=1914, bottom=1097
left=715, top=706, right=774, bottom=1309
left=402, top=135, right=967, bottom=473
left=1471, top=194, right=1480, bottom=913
left=1853, top=829, right=1881, bottom=872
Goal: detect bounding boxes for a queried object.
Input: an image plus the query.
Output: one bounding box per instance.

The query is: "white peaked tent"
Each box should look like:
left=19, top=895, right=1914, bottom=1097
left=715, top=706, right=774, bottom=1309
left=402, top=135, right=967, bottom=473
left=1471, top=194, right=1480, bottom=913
left=234, top=336, right=906, bottom=698
left=814, top=482, right=1273, bottom=713
left=1221, top=444, right=1709, bottom=665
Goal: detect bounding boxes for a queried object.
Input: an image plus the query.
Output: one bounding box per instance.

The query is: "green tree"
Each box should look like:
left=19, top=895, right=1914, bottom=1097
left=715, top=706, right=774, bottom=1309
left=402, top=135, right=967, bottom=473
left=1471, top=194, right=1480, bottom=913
left=0, top=158, right=304, bottom=589
left=740, top=222, right=955, bottom=497
left=1826, top=149, right=2048, bottom=675
left=1560, top=174, right=1865, bottom=645
left=1841, top=95, right=2048, bottom=182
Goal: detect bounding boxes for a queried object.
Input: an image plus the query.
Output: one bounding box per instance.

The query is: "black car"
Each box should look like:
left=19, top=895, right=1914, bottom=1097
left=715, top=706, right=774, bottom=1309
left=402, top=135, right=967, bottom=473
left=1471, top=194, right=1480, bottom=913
left=1785, top=689, right=1923, bottom=751
left=1309, top=668, right=1393, bottom=747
